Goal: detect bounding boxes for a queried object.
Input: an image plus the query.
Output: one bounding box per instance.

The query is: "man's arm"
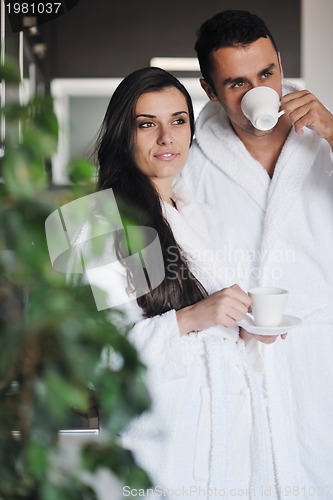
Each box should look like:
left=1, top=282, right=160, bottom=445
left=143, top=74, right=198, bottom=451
left=282, top=90, right=333, bottom=151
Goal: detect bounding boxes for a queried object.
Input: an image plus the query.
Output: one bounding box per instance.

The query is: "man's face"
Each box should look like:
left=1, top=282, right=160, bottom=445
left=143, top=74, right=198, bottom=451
left=201, top=37, right=284, bottom=137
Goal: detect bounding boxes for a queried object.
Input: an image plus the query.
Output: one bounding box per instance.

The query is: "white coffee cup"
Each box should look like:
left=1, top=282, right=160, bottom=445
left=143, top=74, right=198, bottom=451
left=248, top=287, right=288, bottom=327
left=241, top=86, right=285, bottom=131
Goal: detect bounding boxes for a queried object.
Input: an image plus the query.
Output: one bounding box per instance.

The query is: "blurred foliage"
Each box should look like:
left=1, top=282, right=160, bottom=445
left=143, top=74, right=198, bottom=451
left=0, top=59, right=151, bottom=498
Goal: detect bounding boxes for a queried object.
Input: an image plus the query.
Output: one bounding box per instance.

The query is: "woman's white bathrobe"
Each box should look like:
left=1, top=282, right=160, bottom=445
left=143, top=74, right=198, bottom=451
left=182, top=80, right=333, bottom=499
left=69, top=180, right=278, bottom=499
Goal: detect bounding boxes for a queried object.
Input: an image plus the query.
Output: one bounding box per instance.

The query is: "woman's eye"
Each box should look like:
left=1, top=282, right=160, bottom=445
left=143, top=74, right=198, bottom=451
left=173, top=118, right=186, bottom=125
left=138, top=121, right=155, bottom=128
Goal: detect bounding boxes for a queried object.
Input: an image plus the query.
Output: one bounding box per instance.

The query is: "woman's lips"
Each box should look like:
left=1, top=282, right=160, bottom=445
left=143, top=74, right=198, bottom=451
left=154, top=152, right=179, bottom=161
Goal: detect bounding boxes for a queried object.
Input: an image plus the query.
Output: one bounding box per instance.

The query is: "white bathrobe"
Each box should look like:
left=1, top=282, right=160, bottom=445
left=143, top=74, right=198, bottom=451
left=68, top=179, right=279, bottom=499
left=182, top=80, right=333, bottom=500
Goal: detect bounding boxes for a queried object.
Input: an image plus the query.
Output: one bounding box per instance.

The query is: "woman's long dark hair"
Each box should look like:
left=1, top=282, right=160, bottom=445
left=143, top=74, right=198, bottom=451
left=95, top=67, right=207, bottom=317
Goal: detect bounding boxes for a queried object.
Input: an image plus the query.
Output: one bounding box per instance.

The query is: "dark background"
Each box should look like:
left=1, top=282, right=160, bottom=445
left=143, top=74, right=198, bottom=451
left=46, top=0, right=301, bottom=79
left=2, top=0, right=301, bottom=185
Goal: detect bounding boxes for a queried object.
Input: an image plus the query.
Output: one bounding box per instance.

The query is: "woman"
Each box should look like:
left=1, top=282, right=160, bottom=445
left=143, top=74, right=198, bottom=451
left=77, top=68, right=277, bottom=499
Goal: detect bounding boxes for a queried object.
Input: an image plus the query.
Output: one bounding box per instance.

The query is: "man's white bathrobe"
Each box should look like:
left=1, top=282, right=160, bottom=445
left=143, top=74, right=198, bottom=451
left=182, top=80, right=333, bottom=499
left=70, top=179, right=279, bottom=499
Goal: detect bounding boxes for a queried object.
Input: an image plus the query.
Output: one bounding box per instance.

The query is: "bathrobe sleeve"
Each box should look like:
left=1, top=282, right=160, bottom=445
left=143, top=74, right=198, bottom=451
left=126, top=309, right=193, bottom=381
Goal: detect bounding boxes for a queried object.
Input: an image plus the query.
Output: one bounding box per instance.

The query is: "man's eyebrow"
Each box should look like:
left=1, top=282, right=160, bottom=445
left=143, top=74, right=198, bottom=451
left=222, top=63, right=277, bottom=86
left=222, top=76, right=245, bottom=86
left=135, top=111, right=188, bottom=118
left=260, top=63, right=276, bottom=75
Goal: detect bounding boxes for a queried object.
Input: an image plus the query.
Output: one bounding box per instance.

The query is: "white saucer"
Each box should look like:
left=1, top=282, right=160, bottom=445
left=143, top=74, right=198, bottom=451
left=237, top=313, right=302, bottom=336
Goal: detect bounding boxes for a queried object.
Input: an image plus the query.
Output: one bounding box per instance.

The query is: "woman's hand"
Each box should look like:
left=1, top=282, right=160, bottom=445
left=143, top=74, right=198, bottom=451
left=176, top=284, right=251, bottom=335
left=239, top=327, right=288, bottom=345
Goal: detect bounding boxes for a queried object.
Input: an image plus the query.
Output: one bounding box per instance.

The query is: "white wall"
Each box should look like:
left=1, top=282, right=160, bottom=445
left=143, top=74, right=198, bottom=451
left=302, top=0, right=333, bottom=110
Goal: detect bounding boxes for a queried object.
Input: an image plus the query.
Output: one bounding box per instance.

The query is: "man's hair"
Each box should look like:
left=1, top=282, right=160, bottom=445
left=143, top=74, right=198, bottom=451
left=195, top=10, right=279, bottom=90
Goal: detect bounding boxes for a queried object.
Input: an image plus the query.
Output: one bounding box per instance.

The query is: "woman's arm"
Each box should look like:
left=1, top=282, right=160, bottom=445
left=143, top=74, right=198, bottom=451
left=176, top=284, right=251, bottom=335
left=176, top=283, right=286, bottom=344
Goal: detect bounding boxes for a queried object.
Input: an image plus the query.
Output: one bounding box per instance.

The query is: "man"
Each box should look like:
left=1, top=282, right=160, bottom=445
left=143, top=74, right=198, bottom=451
left=183, top=9, right=333, bottom=500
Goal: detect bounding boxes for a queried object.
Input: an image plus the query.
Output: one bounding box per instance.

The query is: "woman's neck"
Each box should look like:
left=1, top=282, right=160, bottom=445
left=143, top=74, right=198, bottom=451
left=153, top=179, right=175, bottom=207
left=161, top=196, right=177, bottom=208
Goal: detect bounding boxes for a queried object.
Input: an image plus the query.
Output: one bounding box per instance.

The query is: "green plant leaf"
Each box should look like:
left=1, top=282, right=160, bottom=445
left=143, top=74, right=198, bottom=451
left=44, top=372, right=90, bottom=414
left=1, top=148, right=47, bottom=198
left=81, top=441, right=151, bottom=490
left=40, top=477, right=97, bottom=500
left=68, top=158, right=96, bottom=184
left=0, top=59, right=20, bottom=84
left=0, top=58, right=152, bottom=499
left=25, top=441, right=49, bottom=480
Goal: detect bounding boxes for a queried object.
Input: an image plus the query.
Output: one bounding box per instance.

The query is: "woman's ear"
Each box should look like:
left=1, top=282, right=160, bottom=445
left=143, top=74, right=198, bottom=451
left=200, top=78, right=219, bottom=102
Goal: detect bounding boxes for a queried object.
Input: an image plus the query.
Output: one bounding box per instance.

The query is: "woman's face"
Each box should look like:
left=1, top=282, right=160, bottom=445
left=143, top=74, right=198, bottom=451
left=133, top=87, right=191, bottom=190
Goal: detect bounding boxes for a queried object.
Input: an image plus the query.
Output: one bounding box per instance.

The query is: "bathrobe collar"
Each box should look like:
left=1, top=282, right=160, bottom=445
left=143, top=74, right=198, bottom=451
left=194, top=80, right=322, bottom=247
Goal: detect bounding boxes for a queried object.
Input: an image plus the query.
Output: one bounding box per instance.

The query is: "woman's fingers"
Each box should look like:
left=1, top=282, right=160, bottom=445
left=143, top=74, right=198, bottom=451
left=226, top=284, right=252, bottom=307
left=240, top=330, right=288, bottom=344
left=251, top=334, right=278, bottom=344
left=216, top=286, right=252, bottom=326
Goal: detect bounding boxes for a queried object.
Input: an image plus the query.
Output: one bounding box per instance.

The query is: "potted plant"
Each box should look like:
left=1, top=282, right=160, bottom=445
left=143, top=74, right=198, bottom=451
left=0, top=59, right=151, bottom=499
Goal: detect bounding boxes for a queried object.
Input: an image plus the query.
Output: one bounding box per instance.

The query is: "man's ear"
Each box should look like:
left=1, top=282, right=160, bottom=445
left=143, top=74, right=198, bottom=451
left=277, top=51, right=284, bottom=79
left=200, top=78, right=219, bottom=102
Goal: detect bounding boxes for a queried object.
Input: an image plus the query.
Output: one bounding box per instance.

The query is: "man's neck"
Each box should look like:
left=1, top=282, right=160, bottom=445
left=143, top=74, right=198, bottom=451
left=233, top=117, right=292, bottom=178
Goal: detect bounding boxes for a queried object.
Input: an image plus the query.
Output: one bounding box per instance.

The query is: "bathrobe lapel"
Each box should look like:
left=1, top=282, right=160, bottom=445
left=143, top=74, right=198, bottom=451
left=195, top=80, right=311, bottom=223
left=196, top=99, right=322, bottom=282
left=258, top=128, right=322, bottom=276
left=196, top=103, right=270, bottom=213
